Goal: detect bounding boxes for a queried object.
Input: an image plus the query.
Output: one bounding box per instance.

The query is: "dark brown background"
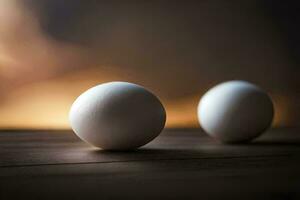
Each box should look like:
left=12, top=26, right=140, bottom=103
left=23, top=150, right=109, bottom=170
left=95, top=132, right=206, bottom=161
left=0, top=0, right=298, bottom=129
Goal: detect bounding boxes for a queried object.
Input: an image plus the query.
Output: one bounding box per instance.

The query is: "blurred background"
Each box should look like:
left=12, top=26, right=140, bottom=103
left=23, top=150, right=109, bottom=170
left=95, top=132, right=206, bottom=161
left=0, top=0, right=298, bottom=129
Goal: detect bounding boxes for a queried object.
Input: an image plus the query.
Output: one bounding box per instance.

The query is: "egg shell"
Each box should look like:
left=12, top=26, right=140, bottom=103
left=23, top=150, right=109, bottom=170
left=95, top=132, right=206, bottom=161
left=198, top=80, right=274, bottom=143
left=69, top=82, right=166, bottom=150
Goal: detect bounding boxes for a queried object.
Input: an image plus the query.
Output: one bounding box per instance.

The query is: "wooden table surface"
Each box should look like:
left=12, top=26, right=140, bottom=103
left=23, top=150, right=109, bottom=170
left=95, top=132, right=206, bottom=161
left=1, top=128, right=300, bottom=200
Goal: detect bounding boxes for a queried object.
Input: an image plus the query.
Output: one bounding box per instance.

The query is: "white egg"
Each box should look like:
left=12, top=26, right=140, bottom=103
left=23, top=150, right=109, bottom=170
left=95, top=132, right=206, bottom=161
left=69, top=82, right=166, bottom=150
left=198, top=80, right=274, bottom=143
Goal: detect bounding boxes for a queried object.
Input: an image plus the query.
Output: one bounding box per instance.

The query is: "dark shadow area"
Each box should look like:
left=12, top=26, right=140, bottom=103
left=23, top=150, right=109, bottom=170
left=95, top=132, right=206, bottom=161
left=251, top=139, right=300, bottom=146
left=89, top=147, right=206, bottom=157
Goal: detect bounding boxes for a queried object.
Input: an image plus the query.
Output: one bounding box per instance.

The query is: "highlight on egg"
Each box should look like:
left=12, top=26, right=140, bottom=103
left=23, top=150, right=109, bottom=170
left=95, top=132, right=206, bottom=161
left=69, top=81, right=166, bottom=150
left=198, top=80, right=274, bottom=143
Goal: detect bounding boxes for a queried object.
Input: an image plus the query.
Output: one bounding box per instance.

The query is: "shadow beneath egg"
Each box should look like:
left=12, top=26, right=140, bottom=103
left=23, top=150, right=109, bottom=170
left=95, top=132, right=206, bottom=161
left=88, top=147, right=214, bottom=161
left=90, top=147, right=203, bottom=155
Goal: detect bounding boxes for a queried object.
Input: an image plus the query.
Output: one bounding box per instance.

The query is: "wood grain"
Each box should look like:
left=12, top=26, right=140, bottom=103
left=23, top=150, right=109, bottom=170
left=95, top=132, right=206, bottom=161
left=1, top=128, right=300, bottom=199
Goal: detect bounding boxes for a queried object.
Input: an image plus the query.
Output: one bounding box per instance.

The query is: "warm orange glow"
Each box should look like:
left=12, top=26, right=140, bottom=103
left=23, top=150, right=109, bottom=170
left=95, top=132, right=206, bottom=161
left=0, top=67, right=295, bottom=129
left=271, top=93, right=299, bottom=128
left=0, top=68, right=121, bottom=129
left=164, top=95, right=200, bottom=128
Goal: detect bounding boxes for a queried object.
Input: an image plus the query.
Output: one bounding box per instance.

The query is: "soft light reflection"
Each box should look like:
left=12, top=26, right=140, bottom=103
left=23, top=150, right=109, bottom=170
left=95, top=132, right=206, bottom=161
left=0, top=0, right=89, bottom=87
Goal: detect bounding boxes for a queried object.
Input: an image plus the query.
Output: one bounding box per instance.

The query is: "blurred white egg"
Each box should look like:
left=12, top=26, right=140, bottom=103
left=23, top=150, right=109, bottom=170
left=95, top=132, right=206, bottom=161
left=198, top=80, right=274, bottom=143
left=69, top=82, right=166, bottom=150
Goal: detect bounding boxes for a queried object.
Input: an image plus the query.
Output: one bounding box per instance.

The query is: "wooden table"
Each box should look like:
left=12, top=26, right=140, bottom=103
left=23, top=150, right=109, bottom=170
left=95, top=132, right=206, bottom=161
left=1, top=128, right=300, bottom=200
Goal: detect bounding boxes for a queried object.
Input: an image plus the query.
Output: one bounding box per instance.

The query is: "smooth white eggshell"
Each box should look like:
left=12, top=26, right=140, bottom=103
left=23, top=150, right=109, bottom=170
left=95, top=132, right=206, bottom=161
left=69, top=82, right=166, bottom=150
left=198, top=80, right=274, bottom=143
